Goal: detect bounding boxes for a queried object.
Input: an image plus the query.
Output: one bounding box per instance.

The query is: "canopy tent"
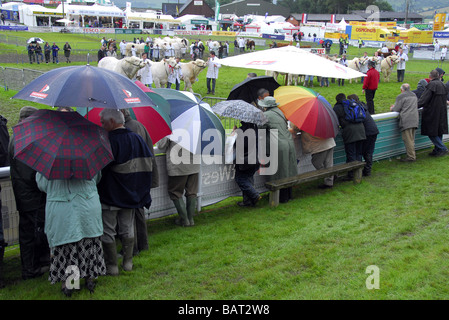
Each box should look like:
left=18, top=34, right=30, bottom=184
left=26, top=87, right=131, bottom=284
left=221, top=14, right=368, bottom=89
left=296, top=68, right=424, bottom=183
left=125, top=11, right=181, bottom=26
left=219, top=46, right=365, bottom=80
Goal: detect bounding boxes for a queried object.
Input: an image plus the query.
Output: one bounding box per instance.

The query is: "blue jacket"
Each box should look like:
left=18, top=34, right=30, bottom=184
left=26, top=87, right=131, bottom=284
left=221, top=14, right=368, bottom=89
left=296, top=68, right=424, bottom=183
left=98, top=128, right=153, bottom=209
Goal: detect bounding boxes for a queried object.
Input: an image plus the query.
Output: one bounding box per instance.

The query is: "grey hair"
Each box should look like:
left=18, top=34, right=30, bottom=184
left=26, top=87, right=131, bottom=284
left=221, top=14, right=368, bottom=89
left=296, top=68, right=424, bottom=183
left=99, top=108, right=125, bottom=125
left=401, top=83, right=411, bottom=91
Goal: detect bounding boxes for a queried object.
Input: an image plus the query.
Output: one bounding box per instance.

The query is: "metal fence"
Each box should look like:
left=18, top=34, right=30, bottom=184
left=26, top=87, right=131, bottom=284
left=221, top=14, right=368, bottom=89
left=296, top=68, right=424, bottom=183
left=0, top=66, right=44, bottom=91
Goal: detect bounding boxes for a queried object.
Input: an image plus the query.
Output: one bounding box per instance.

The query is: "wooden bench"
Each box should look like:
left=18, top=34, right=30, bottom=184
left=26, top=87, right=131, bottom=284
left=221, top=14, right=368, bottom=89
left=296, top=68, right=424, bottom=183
left=264, top=161, right=365, bottom=207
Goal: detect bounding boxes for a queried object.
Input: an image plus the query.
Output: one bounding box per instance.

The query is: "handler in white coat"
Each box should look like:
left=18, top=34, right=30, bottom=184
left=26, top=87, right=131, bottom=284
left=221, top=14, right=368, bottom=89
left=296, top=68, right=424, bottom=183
left=137, top=52, right=153, bottom=87
left=167, top=58, right=182, bottom=90
left=206, top=51, right=221, bottom=95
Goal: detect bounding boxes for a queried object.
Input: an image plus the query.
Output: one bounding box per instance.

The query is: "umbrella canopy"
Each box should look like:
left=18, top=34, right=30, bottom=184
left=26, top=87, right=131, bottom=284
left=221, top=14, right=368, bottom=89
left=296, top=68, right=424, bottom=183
left=211, top=100, right=268, bottom=126
left=78, top=81, right=172, bottom=144
left=27, top=37, right=44, bottom=44
left=219, top=46, right=365, bottom=80
left=12, top=65, right=156, bottom=109
left=274, top=86, right=339, bottom=139
left=153, top=88, right=225, bottom=155
left=227, top=76, right=280, bottom=104
left=13, top=109, right=113, bottom=180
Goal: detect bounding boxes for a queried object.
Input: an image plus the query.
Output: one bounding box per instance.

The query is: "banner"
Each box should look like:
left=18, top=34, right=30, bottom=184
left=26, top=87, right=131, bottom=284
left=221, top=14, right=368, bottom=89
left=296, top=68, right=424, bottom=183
left=215, top=0, right=220, bottom=23
left=433, top=13, right=446, bottom=31
left=301, top=13, right=307, bottom=24
left=434, top=31, right=449, bottom=38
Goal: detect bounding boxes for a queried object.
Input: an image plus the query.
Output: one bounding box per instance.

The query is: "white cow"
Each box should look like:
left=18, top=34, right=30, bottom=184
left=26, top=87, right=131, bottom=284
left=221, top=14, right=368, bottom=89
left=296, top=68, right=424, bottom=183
left=97, top=56, right=146, bottom=80
left=125, top=42, right=145, bottom=57
left=180, top=59, right=208, bottom=93
left=265, top=70, right=302, bottom=86
left=151, top=57, right=179, bottom=88
left=347, top=57, right=369, bottom=83
left=380, top=55, right=399, bottom=82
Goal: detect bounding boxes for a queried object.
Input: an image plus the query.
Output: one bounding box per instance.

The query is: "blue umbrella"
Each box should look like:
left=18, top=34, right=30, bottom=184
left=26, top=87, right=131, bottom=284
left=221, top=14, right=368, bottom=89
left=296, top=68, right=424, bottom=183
left=153, top=89, right=225, bottom=155
left=13, top=65, right=156, bottom=109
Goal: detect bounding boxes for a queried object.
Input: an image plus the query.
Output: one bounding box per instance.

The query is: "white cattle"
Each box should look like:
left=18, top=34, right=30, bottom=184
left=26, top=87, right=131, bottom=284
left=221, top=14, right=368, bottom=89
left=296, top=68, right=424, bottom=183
left=151, top=57, right=179, bottom=88
left=265, top=70, right=302, bottom=86
left=179, top=59, right=208, bottom=93
left=97, top=56, right=146, bottom=80
left=125, top=42, right=145, bottom=57
left=380, top=55, right=399, bottom=82
left=347, top=57, right=369, bottom=83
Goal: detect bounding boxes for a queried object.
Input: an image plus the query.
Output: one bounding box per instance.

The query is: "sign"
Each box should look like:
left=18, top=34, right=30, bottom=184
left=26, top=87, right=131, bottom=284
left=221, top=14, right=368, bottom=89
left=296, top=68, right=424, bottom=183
left=349, top=21, right=396, bottom=27
left=191, top=19, right=208, bottom=25
left=174, top=30, right=213, bottom=36
left=194, top=0, right=203, bottom=4
left=433, top=13, right=446, bottom=31
left=262, top=33, right=285, bottom=40
left=116, top=28, right=143, bottom=34
left=33, top=11, right=63, bottom=16
left=410, top=23, right=432, bottom=30
left=434, top=31, right=449, bottom=38
left=212, top=31, right=236, bottom=36
left=302, top=48, right=325, bottom=54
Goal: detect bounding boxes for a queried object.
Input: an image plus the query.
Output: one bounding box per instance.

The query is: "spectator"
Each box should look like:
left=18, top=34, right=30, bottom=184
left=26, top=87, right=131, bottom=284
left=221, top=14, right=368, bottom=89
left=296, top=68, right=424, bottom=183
left=238, top=37, right=245, bottom=53
left=0, top=113, right=9, bottom=288
left=35, top=43, right=44, bottom=64
left=435, top=67, right=445, bottom=82
left=98, top=109, right=153, bottom=275
left=412, top=78, right=430, bottom=99
left=362, top=60, right=380, bottom=114
left=333, top=93, right=366, bottom=178
left=396, top=48, right=408, bottom=82
left=233, top=121, right=261, bottom=206
left=36, top=170, right=105, bottom=297
left=44, top=42, right=51, bottom=64
left=338, top=54, right=348, bottom=86
left=97, top=45, right=106, bottom=62
left=418, top=70, right=449, bottom=157
left=121, top=108, right=159, bottom=255
left=106, top=45, right=117, bottom=58
left=206, top=51, right=221, bottom=95
left=390, top=83, right=419, bottom=162
left=8, top=107, right=50, bottom=280
left=51, top=42, right=59, bottom=64
left=63, top=42, right=71, bottom=63
left=258, top=96, right=298, bottom=203
left=347, top=94, right=379, bottom=176
left=27, top=43, right=36, bottom=64
left=156, top=137, right=200, bottom=227
left=298, top=126, right=336, bottom=189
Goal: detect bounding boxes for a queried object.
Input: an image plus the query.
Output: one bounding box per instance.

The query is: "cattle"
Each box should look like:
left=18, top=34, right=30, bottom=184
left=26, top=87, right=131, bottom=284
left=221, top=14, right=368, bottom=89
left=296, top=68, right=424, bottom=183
left=179, top=59, right=208, bottom=93
left=347, top=57, right=369, bottom=83
left=151, top=57, right=179, bottom=88
left=246, top=39, right=255, bottom=52
left=125, top=42, right=145, bottom=57
left=380, top=55, right=399, bottom=82
left=265, top=70, right=303, bottom=86
left=377, top=48, right=397, bottom=59
left=97, top=56, right=146, bottom=80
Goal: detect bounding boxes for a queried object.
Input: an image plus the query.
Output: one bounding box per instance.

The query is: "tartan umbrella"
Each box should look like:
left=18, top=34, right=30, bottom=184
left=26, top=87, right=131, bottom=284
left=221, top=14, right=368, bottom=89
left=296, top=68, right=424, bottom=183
left=12, top=65, right=156, bottom=109
left=13, top=109, right=113, bottom=180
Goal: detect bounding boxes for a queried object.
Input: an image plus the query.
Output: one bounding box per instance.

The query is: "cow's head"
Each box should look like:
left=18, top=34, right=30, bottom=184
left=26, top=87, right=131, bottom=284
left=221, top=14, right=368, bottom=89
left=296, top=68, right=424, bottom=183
left=164, top=57, right=178, bottom=69
left=192, top=59, right=207, bottom=68
left=124, top=56, right=146, bottom=69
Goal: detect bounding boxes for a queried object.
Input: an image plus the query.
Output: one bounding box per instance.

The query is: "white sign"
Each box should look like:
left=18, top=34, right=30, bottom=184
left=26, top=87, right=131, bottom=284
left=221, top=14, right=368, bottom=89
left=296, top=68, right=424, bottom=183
left=194, top=0, right=203, bottom=5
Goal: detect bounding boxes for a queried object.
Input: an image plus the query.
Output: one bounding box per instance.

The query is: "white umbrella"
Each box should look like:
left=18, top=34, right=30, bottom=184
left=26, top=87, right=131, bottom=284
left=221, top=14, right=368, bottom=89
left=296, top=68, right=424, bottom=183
left=219, top=46, right=365, bottom=80
left=27, top=37, right=44, bottom=44
left=56, top=18, right=74, bottom=24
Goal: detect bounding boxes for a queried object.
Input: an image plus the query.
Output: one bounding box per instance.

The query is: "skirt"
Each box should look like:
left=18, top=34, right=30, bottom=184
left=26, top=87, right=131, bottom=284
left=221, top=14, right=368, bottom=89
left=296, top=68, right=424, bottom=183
left=49, top=237, right=106, bottom=284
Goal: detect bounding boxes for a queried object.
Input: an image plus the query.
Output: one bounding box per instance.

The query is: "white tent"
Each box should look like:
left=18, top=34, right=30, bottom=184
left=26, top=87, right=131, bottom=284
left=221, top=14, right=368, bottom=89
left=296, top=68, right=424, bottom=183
left=219, top=46, right=365, bottom=79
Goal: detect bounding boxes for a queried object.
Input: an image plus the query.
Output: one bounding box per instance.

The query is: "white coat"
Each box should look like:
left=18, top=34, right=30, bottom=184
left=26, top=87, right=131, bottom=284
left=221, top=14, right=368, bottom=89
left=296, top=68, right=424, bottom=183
left=167, top=62, right=182, bottom=84
left=138, top=59, right=153, bottom=85
left=397, top=52, right=408, bottom=70
left=206, top=56, right=221, bottom=79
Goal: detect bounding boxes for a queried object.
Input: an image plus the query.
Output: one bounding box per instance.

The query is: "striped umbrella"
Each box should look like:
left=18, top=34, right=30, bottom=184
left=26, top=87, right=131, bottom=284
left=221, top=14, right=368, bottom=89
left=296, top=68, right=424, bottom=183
left=274, top=86, right=339, bottom=139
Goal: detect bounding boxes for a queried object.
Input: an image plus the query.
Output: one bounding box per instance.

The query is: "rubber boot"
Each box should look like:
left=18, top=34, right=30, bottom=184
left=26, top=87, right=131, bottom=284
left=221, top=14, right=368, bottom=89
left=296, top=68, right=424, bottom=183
left=121, top=237, right=134, bottom=271
left=172, top=198, right=190, bottom=227
left=186, top=197, right=197, bottom=227
left=102, top=241, right=119, bottom=276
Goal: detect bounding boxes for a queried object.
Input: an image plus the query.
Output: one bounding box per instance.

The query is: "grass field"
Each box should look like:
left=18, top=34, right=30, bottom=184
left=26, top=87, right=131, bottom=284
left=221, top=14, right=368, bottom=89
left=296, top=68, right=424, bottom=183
left=1, top=30, right=449, bottom=301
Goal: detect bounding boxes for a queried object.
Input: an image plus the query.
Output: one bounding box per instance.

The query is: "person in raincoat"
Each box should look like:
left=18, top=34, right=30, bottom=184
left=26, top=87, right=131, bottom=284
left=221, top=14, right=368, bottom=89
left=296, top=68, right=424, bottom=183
left=258, top=96, right=298, bottom=203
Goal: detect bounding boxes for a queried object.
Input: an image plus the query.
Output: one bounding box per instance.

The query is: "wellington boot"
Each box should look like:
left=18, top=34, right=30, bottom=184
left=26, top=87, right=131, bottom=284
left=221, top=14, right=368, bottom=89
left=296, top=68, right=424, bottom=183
left=121, top=238, right=134, bottom=271
left=186, top=197, right=197, bottom=226
left=102, top=241, right=119, bottom=276
left=173, top=198, right=190, bottom=227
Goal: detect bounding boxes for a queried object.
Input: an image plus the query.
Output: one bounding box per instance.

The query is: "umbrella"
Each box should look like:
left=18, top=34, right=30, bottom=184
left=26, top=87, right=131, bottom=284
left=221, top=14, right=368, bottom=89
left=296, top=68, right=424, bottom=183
left=13, top=109, right=113, bottom=180
left=152, top=88, right=213, bottom=112
left=274, top=86, right=339, bottom=139
left=227, top=76, right=280, bottom=104
left=78, top=81, right=172, bottom=143
left=219, top=46, right=365, bottom=80
left=12, top=65, right=156, bottom=109
left=211, top=100, right=268, bottom=126
left=27, top=37, right=44, bottom=44
left=153, top=88, right=225, bottom=155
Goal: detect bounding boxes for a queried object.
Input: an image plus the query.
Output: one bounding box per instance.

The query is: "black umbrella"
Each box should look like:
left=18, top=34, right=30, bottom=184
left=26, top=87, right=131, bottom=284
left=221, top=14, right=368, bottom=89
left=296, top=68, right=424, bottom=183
left=227, top=76, right=280, bottom=104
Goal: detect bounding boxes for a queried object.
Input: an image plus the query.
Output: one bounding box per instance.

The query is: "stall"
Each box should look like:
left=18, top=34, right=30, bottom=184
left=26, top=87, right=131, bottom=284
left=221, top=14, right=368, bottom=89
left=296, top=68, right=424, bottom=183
left=125, top=11, right=181, bottom=30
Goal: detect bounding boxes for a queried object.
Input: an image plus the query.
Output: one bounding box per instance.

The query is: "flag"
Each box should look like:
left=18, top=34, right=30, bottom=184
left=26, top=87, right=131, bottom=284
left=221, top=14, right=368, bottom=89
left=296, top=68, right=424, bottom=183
left=215, top=0, right=220, bottom=22
left=301, top=13, right=308, bottom=24
left=330, top=14, right=336, bottom=24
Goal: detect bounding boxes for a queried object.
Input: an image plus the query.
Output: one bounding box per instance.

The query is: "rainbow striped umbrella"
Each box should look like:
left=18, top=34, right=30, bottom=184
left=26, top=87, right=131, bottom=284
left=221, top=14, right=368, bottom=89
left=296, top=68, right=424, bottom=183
left=274, top=86, right=339, bottom=139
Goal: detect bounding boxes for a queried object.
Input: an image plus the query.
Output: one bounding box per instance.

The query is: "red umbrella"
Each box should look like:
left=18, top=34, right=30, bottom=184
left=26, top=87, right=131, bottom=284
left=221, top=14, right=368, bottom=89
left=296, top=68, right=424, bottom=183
left=80, top=81, right=172, bottom=144
left=13, top=109, right=113, bottom=180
